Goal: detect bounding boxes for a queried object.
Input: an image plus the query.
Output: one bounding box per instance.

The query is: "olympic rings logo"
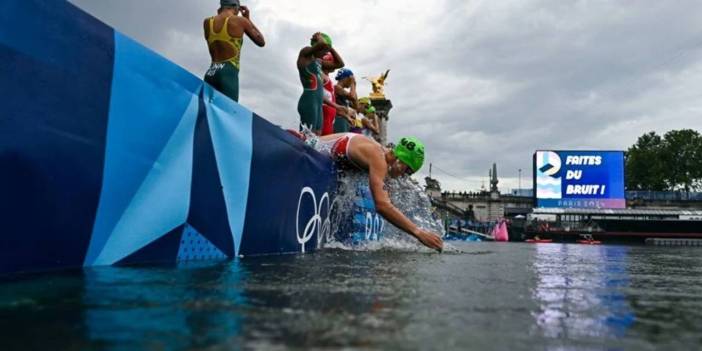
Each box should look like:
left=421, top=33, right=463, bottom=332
left=365, top=212, right=384, bottom=241
left=296, top=187, right=334, bottom=253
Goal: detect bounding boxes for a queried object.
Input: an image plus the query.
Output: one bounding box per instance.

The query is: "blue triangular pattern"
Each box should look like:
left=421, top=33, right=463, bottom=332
left=84, top=31, right=202, bottom=266
left=177, top=224, right=227, bottom=262
left=116, top=225, right=185, bottom=266
left=90, top=94, right=198, bottom=265
left=186, top=92, right=235, bottom=257
left=203, top=85, right=252, bottom=257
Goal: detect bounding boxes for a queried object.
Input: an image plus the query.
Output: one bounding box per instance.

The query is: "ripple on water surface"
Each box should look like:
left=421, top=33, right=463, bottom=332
left=2, top=243, right=702, bottom=350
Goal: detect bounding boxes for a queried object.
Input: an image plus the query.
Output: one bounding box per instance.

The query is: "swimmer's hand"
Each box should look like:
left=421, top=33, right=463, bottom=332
left=415, top=229, right=443, bottom=253
left=240, top=6, right=250, bottom=19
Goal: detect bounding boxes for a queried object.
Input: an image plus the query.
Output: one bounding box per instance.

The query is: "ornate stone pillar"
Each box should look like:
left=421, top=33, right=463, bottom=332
left=369, top=98, right=393, bottom=145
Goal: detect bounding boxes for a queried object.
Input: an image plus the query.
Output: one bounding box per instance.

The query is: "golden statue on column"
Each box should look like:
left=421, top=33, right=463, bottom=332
left=364, top=69, right=390, bottom=99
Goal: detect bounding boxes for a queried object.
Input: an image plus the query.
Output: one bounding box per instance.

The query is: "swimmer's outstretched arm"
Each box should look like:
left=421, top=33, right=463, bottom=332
left=364, top=149, right=444, bottom=252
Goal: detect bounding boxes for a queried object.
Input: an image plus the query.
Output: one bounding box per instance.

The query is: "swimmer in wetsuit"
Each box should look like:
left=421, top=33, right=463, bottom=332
left=361, top=106, right=380, bottom=138
left=321, top=55, right=352, bottom=135
left=297, top=32, right=345, bottom=134
left=333, top=68, right=357, bottom=133
left=317, top=133, right=444, bottom=252
left=203, top=0, right=265, bottom=102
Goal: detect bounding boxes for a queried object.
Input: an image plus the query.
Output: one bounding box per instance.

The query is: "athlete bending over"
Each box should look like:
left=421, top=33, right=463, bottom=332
left=318, top=133, right=444, bottom=252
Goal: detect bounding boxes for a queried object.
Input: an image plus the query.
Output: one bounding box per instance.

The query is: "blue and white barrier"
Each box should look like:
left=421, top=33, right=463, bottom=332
left=0, top=0, right=384, bottom=275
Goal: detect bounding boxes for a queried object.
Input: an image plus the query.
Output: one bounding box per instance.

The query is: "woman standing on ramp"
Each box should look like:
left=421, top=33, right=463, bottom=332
left=297, top=32, right=345, bottom=134
left=203, top=0, right=265, bottom=102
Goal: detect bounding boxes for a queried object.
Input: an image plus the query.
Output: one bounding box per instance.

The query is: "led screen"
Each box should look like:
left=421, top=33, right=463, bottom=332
left=534, top=150, right=625, bottom=208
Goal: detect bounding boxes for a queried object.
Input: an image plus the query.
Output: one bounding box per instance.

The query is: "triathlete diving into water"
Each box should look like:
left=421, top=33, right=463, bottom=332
left=316, top=133, right=444, bottom=252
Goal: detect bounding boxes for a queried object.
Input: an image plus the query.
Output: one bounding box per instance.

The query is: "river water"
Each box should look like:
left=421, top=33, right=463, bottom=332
left=1, top=242, right=701, bottom=350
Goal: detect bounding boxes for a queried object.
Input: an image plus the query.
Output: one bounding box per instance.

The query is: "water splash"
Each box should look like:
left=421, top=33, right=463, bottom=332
left=385, top=176, right=445, bottom=237
left=327, top=170, right=457, bottom=253
left=303, top=130, right=456, bottom=253
left=380, top=176, right=459, bottom=253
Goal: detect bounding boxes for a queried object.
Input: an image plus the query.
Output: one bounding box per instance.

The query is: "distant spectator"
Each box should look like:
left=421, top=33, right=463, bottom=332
left=297, top=32, right=344, bottom=134
left=465, top=204, right=476, bottom=221
left=203, top=0, right=265, bottom=102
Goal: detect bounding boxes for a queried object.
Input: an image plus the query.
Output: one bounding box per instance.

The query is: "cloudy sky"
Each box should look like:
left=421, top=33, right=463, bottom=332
left=69, top=0, right=702, bottom=192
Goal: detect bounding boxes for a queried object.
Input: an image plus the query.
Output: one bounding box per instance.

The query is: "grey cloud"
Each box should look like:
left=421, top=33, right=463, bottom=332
left=396, top=0, right=702, bottom=188
left=70, top=0, right=702, bottom=191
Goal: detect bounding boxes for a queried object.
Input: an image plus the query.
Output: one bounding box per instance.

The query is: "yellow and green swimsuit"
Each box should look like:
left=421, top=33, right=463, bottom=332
left=204, top=16, right=243, bottom=102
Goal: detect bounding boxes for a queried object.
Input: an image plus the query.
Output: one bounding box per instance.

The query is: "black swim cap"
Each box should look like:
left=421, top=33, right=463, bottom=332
left=220, top=0, right=240, bottom=7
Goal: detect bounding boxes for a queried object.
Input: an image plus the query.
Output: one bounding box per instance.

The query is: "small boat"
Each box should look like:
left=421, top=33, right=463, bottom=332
left=577, top=234, right=601, bottom=245
left=577, top=240, right=602, bottom=245
left=526, top=239, right=553, bottom=243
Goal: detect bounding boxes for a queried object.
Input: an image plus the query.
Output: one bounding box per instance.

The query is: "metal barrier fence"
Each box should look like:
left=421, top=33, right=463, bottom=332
left=626, top=191, right=702, bottom=201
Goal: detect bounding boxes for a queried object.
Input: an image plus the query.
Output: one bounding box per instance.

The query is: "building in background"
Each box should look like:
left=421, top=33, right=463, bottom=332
left=425, top=163, right=533, bottom=222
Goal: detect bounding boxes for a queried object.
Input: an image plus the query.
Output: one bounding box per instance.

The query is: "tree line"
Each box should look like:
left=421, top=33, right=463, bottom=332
left=626, top=129, right=702, bottom=192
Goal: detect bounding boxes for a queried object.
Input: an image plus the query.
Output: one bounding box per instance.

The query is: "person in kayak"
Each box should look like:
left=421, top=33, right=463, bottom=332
left=317, top=133, right=444, bottom=252
left=297, top=32, right=345, bottom=134
left=203, top=0, right=265, bottom=102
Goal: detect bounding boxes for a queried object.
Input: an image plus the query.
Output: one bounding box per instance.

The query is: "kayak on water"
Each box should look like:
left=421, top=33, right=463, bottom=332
left=577, top=240, right=602, bottom=245
left=526, top=239, right=553, bottom=243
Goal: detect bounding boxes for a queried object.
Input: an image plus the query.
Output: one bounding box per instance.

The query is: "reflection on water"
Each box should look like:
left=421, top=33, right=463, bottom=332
left=532, top=245, right=635, bottom=341
left=83, top=263, right=247, bottom=350
left=1, top=243, right=702, bottom=350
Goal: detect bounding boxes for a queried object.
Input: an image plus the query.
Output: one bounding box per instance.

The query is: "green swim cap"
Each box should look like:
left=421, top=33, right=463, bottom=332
left=394, top=137, right=425, bottom=173
left=311, top=33, right=332, bottom=47
left=358, top=97, right=371, bottom=106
